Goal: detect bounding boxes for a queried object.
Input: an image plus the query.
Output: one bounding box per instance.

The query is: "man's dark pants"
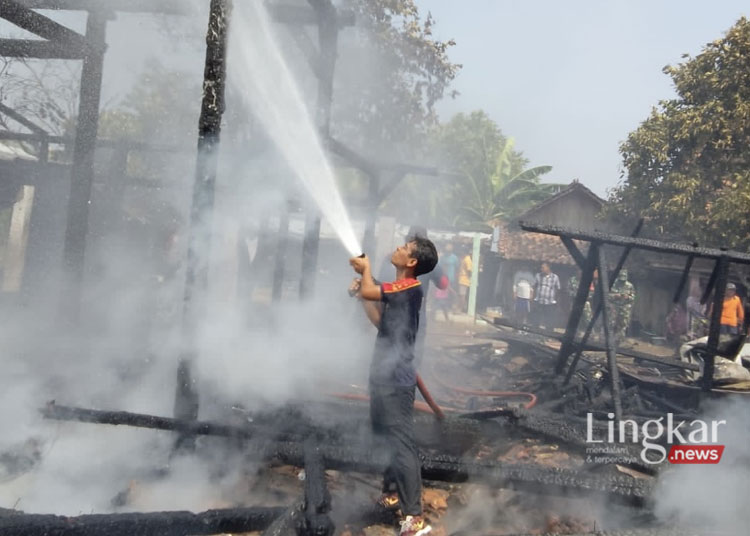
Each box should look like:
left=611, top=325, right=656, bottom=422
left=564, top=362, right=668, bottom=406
left=369, top=383, right=422, bottom=516
left=535, top=302, right=557, bottom=329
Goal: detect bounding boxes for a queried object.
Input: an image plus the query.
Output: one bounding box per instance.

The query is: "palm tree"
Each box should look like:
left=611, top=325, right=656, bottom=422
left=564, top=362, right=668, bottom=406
left=457, top=138, right=563, bottom=230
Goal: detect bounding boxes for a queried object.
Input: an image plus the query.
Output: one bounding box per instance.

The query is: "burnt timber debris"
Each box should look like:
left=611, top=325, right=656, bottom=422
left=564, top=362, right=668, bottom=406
left=519, top=221, right=750, bottom=394
left=40, top=402, right=652, bottom=505
left=0, top=507, right=287, bottom=536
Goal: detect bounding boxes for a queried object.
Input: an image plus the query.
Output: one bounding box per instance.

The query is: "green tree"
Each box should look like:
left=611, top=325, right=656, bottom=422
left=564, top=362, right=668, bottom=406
left=459, top=137, right=557, bottom=229
left=402, top=111, right=561, bottom=230
left=96, top=60, right=201, bottom=179
left=609, top=17, right=750, bottom=249
left=333, top=0, right=460, bottom=159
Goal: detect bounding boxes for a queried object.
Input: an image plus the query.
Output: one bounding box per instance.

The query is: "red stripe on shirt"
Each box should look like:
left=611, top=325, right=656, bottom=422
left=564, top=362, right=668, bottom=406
left=382, top=278, right=421, bottom=293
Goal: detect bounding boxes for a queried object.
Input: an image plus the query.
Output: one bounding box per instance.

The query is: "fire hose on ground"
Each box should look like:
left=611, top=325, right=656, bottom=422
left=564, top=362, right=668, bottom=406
left=331, top=370, right=537, bottom=422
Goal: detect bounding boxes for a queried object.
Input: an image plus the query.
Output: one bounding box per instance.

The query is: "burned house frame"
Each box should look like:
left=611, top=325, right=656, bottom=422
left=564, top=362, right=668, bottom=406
left=0, top=1, right=442, bottom=534
left=520, top=221, right=750, bottom=407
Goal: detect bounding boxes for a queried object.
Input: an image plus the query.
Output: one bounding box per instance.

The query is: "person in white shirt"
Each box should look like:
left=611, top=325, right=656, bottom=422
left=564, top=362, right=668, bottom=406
left=514, top=278, right=533, bottom=326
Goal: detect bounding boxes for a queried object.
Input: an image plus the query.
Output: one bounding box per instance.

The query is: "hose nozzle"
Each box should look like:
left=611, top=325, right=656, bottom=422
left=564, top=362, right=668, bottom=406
left=348, top=253, right=366, bottom=296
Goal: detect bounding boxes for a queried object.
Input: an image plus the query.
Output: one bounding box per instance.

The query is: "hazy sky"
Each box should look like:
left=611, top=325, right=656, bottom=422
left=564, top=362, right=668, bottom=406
left=415, top=0, right=748, bottom=196
left=2, top=2, right=748, bottom=198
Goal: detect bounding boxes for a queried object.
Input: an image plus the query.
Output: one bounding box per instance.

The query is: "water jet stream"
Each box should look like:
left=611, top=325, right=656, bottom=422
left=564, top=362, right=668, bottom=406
left=227, top=1, right=362, bottom=257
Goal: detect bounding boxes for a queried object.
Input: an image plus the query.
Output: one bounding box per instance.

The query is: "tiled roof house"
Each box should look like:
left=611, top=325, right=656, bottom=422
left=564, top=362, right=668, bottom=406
left=489, top=181, right=608, bottom=323
left=498, top=181, right=606, bottom=266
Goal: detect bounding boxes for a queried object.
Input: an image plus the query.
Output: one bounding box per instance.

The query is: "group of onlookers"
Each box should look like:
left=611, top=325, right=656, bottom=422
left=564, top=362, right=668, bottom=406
left=430, top=242, right=474, bottom=321
left=667, top=281, right=747, bottom=342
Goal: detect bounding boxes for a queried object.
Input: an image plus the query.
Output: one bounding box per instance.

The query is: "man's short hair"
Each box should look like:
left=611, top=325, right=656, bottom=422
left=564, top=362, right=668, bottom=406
left=411, top=236, right=438, bottom=277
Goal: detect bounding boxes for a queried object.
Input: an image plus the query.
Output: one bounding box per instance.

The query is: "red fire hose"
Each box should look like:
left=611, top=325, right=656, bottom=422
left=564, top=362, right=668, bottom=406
left=429, top=362, right=537, bottom=410
left=330, top=390, right=449, bottom=419
left=329, top=375, right=447, bottom=420
left=330, top=368, right=535, bottom=423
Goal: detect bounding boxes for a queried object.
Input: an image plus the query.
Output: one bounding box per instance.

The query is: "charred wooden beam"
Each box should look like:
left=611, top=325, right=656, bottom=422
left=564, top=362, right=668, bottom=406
left=673, top=253, right=694, bottom=303
left=0, top=0, right=94, bottom=49
left=16, top=0, right=356, bottom=26
left=41, top=402, right=258, bottom=439
left=703, top=255, right=729, bottom=391
left=0, top=506, right=285, bottom=536
left=60, top=7, right=109, bottom=320
left=609, top=218, right=644, bottom=278
left=482, top=315, right=705, bottom=372
left=497, top=530, right=704, bottom=536
left=39, top=402, right=324, bottom=444
left=0, top=130, right=189, bottom=153
left=310, top=0, right=337, bottom=136
left=617, top=348, right=699, bottom=371
left=0, top=37, right=85, bottom=59
left=291, top=1, right=346, bottom=300
left=16, top=0, right=189, bottom=13
left=326, top=137, right=436, bottom=178
left=560, top=236, right=586, bottom=269
left=556, top=244, right=598, bottom=373
left=262, top=441, right=652, bottom=507
left=325, top=136, right=378, bottom=177
left=481, top=408, right=655, bottom=475
left=0, top=130, right=64, bottom=143
left=303, top=439, right=334, bottom=535
left=182, top=0, right=231, bottom=321
left=565, top=220, right=644, bottom=383
left=597, top=245, right=624, bottom=421
left=560, top=238, right=586, bottom=270
left=700, top=259, right=719, bottom=305
left=40, top=403, right=651, bottom=506
left=0, top=103, right=47, bottom=135
left=177, top=0, right=232, bottom=430
left=519, top=222, right=750, bottom=265
left=376, top=170, right=407, bottom=205
left=261, top=500, right=305, bottom=536
left=0, top=102, right=49, bottom=160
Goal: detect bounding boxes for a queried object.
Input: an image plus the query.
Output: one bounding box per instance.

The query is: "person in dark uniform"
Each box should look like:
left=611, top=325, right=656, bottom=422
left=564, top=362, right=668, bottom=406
left=349, top=236, right=438, bottom=536
left=379, top=226, right=448, bottom=368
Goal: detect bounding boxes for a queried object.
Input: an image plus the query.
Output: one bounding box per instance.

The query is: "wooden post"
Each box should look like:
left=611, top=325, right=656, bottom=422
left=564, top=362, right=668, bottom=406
left=60, top=7, right=109, bottom=320
left=596, top=245, right=623, bottom=422
left=175, top=0, right=232, bottom=437
left=703, top=255, right=729, bottom=391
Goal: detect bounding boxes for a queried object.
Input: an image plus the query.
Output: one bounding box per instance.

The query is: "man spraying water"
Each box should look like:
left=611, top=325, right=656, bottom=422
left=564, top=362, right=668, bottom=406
left=349, top=237, right=438, bottom=536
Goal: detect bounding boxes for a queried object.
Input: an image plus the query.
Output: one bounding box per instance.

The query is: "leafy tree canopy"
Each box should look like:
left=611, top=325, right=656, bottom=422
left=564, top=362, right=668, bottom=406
left=333, top=0, right=461, bottom=159
left=609, top=17, right=750, bottom=249
left=384, top=111, right=564, bottom=231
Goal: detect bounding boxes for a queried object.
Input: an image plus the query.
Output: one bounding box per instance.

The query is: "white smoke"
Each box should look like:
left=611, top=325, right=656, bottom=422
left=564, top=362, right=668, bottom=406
left=653, top=397, right=750, bottom=532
